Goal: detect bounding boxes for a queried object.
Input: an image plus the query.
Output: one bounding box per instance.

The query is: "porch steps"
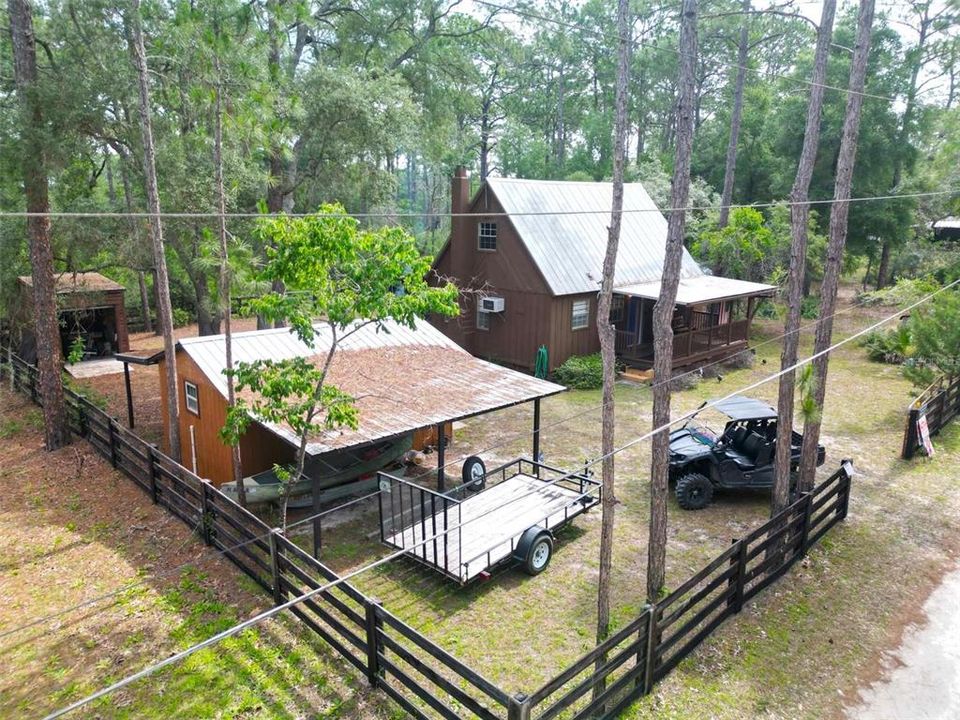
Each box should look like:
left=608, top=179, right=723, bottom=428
left=621, top=367, right=655, bottom=383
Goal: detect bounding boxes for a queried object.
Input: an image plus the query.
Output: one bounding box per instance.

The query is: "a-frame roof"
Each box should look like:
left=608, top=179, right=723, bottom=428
left=485, top=177, right=705, bottom=296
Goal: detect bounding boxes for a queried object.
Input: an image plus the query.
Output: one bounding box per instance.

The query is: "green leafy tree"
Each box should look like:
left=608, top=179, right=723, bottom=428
left=221, top=204, right=459, bottom=529
left=902, top=290, right=960, bottom=387
left=691, top=207, right=776, bottom=281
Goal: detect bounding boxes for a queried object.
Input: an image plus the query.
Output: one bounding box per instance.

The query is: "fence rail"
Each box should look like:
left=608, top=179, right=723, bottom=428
left=1, top=348, right=853, bottom=719
left=901, top=374, right=960, bottom=459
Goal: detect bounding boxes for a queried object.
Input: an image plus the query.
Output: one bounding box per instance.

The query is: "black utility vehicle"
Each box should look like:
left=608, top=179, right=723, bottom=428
left=668, top=396, right=826, bottom=510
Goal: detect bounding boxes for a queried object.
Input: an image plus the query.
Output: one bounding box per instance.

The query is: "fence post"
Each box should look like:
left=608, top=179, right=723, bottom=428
left=798, top=492, right=814, bottom=556
left=199, top=479, right=213, bottom=546
left=147, top=446, right=160, bottom=504
left=107, top=421, right=118, bottom=468
left=728, top=539, right=747, bottom=614
left=507, top=693, right=531, bottom=720
left=838, top=467, right=852, bottom=521
left=364, top=598, right=384, bottom=688
left=643, top=605, right=659, bottom=694
left=269, top=528, right=283, bottom=606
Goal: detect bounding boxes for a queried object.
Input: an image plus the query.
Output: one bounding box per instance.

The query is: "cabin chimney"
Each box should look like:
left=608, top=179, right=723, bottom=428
left=451, top=166, right=470, bottom=216
left=449, top=166, right=471, bottom=280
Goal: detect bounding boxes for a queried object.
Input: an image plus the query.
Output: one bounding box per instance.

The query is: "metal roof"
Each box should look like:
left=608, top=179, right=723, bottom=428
left=712, top=396, right=777, bottom=421
left=615, top=275, right=776, bottom=306
left=19, top=271, right=125, bottom=293
left=178, top=319, right=565, bottom=455
left=933, top=216, right=960, bottom=230
left=486, top=177, right=704, bottom=296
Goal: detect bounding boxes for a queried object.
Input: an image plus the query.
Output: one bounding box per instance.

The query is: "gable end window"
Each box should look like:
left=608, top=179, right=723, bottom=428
left=478, top=222, right=497, bottom=251
left=184, top=380, right=200, bottom=416
left=571, top=299, right=590, bottom=330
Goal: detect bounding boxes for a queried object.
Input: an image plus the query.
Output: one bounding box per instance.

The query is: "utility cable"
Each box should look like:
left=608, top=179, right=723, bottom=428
left=42, top=278, right=960, bottom=719
left=0, top=189, right=954, bottom=220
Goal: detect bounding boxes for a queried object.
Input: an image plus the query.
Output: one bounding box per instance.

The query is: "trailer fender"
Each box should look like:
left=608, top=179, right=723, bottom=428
left=513, top=527, right=554, bottom=575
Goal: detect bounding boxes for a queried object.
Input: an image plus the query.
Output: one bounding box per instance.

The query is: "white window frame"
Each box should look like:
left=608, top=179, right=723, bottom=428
left=571, top=299, right=590, bottom=331
left=477, top=222, right=497, bottom=251
left=476, top=304, right=490, bottom=331
left=184, top=380, right=200, bottom=416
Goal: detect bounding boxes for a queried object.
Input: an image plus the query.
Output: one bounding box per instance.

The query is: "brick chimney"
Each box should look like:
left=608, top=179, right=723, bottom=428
left=449, top=166, right=471, bottom=280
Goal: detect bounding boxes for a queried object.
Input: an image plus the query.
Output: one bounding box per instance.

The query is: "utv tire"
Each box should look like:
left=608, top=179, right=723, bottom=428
left=675, top=472, right=714, bottom=510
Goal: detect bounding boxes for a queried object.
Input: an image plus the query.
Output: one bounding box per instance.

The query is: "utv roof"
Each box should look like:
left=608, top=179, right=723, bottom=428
left=712, top=396, right=777, bottom=421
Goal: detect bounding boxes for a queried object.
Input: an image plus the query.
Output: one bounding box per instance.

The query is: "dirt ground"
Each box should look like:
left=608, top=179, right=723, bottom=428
left=0, top=386, right=394, bottom=719
left=6, top=286, right=960, bottom=719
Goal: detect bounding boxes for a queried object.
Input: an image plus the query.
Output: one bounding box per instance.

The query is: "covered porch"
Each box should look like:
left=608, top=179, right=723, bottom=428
left=612, top=275, right=776, bottom=369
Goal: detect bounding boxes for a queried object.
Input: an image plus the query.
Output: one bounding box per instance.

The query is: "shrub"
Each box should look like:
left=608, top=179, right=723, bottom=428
left=800, top=296, right=820, bottom=319
left=172, top=307, right=192, bottom=328
left=859, top=325, right=913, bottom=364
left=857, top=277, right=940, bottom=307
left=553, top=353, right=604, bottom=390
left=721, top=350, right=756, bottom=370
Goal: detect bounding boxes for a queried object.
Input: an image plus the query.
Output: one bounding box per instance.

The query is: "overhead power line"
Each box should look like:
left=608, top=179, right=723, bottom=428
left=0, top=189, right=954, bottom=220
left=41, top=276, right=960, bottom=719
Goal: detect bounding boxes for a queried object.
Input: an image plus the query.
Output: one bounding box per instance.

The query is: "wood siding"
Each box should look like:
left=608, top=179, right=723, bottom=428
left=430, top=183, right=594, bottom=371
left=159, top=351, right=294, bottom=486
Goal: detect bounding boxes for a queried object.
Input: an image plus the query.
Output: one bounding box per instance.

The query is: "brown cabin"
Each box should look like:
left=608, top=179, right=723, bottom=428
left=430, top=171, right=775, bottom=372
left=158, top=318, right=563, bottom=487
left=15, top=272, right=129, bottom=362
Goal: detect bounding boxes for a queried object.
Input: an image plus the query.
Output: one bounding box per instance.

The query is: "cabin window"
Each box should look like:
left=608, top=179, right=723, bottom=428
left=571, top=299, right=590, bottom=330
left=184, top=380, right=200, bottom=416
left=476, top=304, right=490, bottom=331
left=478, top=222, right=497, bottom=251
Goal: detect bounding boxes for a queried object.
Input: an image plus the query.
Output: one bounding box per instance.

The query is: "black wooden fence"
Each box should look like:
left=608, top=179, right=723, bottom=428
left=902, top=374, right=960, bottom=459
left=0, top=349, right=853, bottom=720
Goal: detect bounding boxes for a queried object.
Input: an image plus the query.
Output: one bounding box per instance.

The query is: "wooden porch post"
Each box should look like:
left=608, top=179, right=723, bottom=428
left=532, top=397, right=541, bottom=473
left=436, top=422, right=446, bottom=491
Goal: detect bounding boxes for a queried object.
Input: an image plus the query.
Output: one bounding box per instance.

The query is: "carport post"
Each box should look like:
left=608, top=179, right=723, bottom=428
left=436, top=422, right=446, bottom=491
left=122, top=361, right=135, bottom=429
left=532, top=398, right=541, bottom=476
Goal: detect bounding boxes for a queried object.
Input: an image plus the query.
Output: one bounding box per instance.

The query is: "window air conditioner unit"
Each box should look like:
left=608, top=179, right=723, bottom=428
left=480, top=297, right=505, bottom=313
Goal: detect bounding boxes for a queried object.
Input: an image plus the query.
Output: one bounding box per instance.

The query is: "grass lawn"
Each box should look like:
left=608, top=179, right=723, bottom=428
left=13, top=285, right=960, bottom=719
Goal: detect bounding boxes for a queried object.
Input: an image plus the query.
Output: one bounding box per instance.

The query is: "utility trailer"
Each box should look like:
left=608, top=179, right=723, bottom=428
left=377, top=458, right=600, bottom=583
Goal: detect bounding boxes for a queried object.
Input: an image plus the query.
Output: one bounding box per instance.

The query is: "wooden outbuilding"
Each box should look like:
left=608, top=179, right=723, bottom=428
left=158, top=319, right=564, bottom=489
left=430, top=170, right=775, bottom=372
left=15, top=272, right=129, bottom=362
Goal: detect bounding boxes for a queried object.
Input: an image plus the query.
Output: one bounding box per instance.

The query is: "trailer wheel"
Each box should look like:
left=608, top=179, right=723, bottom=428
left=675, top=472, right=713, bottom=510
left=462, top=456, right=486, bottom=490
left=524, top=534, right=554, bottom=575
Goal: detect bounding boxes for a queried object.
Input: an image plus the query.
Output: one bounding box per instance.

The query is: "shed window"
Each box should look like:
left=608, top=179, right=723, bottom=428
left=478, top=222, right=497, bottom=251
left=572, top=299, right=590, bottom=330
left=476, top=304, right=490, bottom=331
left=184, top=380, right=200, bottom=416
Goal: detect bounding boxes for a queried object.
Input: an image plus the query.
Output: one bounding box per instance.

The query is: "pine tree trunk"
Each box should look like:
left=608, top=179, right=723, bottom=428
left=8, top=0, right=70, bottom=451
left=138, top=271, right=153, bottom=333
left=214, top=67, right=246, bottom=507
left=799, top=0, right=875, bottom=491
left=119, top=152, right=155, bottom=335
left=648, top=0, right=698, bottom=602
left=771, top=0, right=836, bottom=515
left=127, top=0, right=181, bottom=462
left=593, top=0, right=631, bottom=693
left=717, top=0, right=750, bottom=229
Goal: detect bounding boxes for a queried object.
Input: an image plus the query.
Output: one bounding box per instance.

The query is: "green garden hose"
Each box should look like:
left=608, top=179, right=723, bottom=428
left=535, top=345, right=548, bottom=379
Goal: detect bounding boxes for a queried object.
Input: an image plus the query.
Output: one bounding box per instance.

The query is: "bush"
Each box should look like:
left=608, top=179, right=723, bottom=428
left=800, top=296, right=820, bottom=319
left=857, top=277, right=940, bottom=307
left=859, top=325, right=913, bottom=364
left=721, top=350, right=756, bottom=370
left=553, top=353, right=604, bottom=390
left=172, top=307, right=192, bottom=328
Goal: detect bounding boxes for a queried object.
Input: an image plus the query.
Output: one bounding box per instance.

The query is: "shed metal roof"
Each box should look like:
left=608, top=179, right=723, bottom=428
left=179, top=319, right=564, bottom=455
left=615, top=275, right=776, bottom=306
left=933, top=216, right=960, bottom=230
left=486, top=177, right=704, bottom=296
left=19, top=271, right=125, bottom=293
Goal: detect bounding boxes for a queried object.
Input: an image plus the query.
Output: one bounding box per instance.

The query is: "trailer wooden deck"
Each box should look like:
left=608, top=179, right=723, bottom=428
left=378, top=459, right=599, bottom=583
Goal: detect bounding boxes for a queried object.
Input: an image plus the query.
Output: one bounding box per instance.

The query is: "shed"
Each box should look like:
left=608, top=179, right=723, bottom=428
left=16, top=272, right=129, bottom=361
left=159, top=319, right=564, bottom=488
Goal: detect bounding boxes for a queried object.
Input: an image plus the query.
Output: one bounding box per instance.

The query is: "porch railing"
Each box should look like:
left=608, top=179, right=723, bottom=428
left=616, top=319, right=749, bottom=362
